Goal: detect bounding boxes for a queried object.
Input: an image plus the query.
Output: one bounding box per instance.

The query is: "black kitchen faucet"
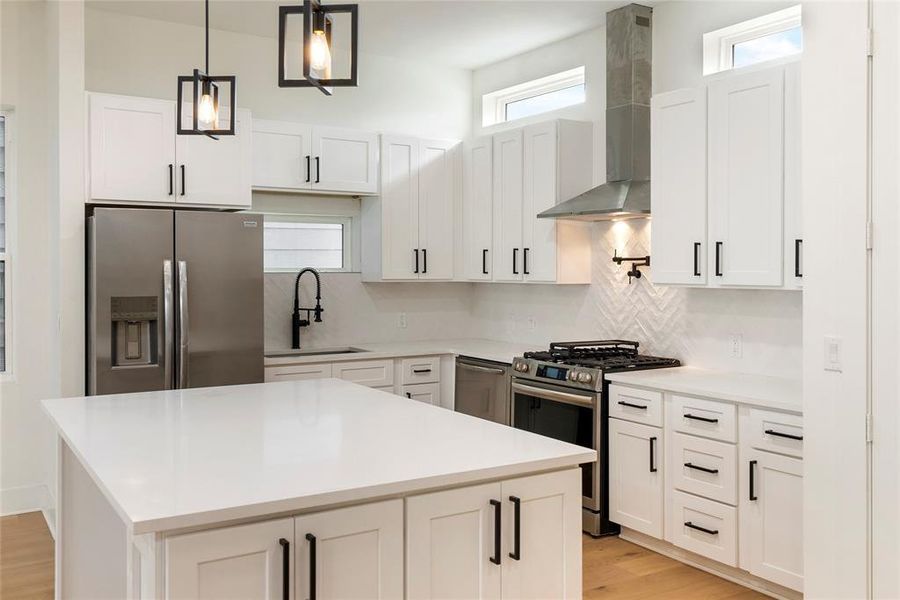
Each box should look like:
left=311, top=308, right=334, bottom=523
left=292, top=267, right=324, bottom=349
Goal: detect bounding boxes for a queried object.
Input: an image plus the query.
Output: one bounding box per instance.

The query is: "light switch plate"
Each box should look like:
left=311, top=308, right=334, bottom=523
left=398, top=313, right=408, bottom=329
left=824, top=336, right=842, bottom=372
left=729, top=334, right=743, bottom=358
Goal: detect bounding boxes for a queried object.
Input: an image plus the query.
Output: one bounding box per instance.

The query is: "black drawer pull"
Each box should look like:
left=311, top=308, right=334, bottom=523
left=649, top=436, right=657, bottom=473
left=684, top=462, right=719, bottom=475
left=180, top=164, right=186, bottom=196
left=684, top=521, right=719, bottom=536
left=765, top=429, right=803, bottom=441
left=794, top=239, right=803, bottom=278
left=749, top=460, right=758, bottom=501
left=315, top=156, right=321, bottom=183
left=523, top=247, right=530, bottom=275
left=512, top=248, right=519, bottom=275
left=422, top=248, right=428, bottom=274
left=406, top=392, right=412, bottom=399
left=413, top=368, right=432, bottom=374
left=305, top=533, right=317, bottom=600
left=618, top=401, right=648, bottom=410
left=414, top=249, right=420, bottom=274
left=715, top=241, right=723, bottom=276
left=168, top=164, right=174, bottom=195
left=278, top=538, right=290, bottom=600
left=693, top=242, right=701, bottom=276
left=509, top=496, right=521, bottom=560
left=305, top=155, right=311, bottom=183
left=482, top=249, right=489, bottom=275
left=489, top=499, right=501, bottom=565
left=684, top=413, right=719, bottom=424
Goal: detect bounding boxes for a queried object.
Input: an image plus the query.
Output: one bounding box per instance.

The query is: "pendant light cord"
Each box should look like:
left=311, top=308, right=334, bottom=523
left=205, top=0, right=210, bottom=74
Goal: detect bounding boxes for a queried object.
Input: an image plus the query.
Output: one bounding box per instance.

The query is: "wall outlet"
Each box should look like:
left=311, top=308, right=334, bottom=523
left=526, top=317, right=536, bottom=331
left=824, top=336, right=842, bottom=372
left=729, top=334, right=743, bottom=359
left=398, top=313, right=408, bottom=329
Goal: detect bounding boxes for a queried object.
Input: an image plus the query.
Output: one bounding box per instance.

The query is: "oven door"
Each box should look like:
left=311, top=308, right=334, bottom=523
left=511, top=379, right=600, bottom=512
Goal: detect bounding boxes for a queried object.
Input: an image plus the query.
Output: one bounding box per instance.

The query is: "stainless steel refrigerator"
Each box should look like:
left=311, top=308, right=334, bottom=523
left=87, top=208, right=264, bottom=395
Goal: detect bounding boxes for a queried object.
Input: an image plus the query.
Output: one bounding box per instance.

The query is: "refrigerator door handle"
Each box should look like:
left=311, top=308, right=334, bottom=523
left=163, top=260, right=175, bottom=390
left=177, top=260, right=190, bottom=388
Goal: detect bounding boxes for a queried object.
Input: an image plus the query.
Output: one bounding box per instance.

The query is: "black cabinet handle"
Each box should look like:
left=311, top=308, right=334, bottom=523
left=765, top=429, right=803, bottom=441
left=413, top=368, right=432, bottom=374
left=523, top=248, right=530, bottom=275
left=414, top=249, right=420, bottom=274
left=684, top=462, right=719, bottom=475
left=794, top=239, right=803, bottom=278
left=305, top=533, right=317, bottom=600
left=715, top=242, right=723, bottom=276
left=315, top=156, right=321, bottom=183
left=180, top=164, right=186, bottom=196
left=649, top=436, right=657, bottom=473
left=684, top=521, right=719, bottom=536
left=168, top=164, right=174, bottom=195
left=512, top=248, right=519, bottom=275
left=509, top=496, right=521, bottom=560
left=749, top=460, right=758, bottom=501
left=684, top=413, right=719, bottom=424
left=406, top=392, right=412, bottom=399
left=306, top=155, right=311, bottom=183
left=482, top=249, right=488, bottom=275
left=618, top=401, right=648, bottom=410
left=489, top=499, right=501, bottom=565
left=693, top=242, right=701, bottom=277
left=422, top=249, right=427, bottom=274
left=278, top=538, right=290, bottom=600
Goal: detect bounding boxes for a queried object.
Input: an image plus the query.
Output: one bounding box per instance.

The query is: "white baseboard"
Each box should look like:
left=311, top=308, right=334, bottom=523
left=1, top=483, right=57, bottom=539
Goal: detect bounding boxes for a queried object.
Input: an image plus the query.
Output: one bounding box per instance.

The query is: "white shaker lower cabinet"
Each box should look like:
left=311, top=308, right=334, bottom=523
left=295, top=500, right=404, bottom=600
left=406, top=469, right=582, bottom=600
left=740, top=448, right=804, bottom=592
left=401, top=382, right=441, bottom=405
left=166, top=518, right=294, bottom=600
left=608, top=418, right=664, bottom=538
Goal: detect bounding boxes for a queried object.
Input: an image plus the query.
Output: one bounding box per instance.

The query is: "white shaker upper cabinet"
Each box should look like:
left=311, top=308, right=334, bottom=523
left=783, top=63, right=803, bottom=289
left=463, top=136, right=494, bottom=281
left=651, top=88, right=708, bottom=285
left=492, top=129, right=525, bottom=282
left=311, top=126, right=379, bottom=194
left=252, top=119, right=313, bottom=191
left=89, top=94, right=177, bottom=204
left=377, top=135, right=420, bottom=280
left=522, top=121, right=559, bottom=283
left=418, top=138, right=458, bottom=280
left=708, top=68, right=785, bottom=287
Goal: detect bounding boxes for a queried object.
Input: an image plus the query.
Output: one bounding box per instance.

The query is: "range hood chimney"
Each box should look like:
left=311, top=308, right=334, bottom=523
left=539, top=3, right=652, bottom=221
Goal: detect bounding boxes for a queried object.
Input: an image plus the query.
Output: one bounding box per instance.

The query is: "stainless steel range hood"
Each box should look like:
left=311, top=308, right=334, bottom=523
left=539, top=3, right=652, bottom=221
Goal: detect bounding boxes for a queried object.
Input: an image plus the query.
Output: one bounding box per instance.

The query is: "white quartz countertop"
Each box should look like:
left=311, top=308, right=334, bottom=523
left=605, top=367, right=802, bottom=413
left=42, top=379, right=594, bottom=535
left=265, top=338, right=541, bottom=366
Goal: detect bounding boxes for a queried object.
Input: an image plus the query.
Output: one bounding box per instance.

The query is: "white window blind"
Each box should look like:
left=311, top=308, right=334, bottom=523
left=263, top=215, right=349, bottom=272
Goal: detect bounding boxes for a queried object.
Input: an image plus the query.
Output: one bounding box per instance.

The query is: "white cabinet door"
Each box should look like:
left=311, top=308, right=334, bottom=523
left=492, top=129, right=524, bottom=282
left=379, top=136, right=420, bottom=280
left=406, top=482, right=503, bottom=600
left=522, top=121, right=558, bottom=283
left=463, top=136, right=494, bottom=280
left=501, top=469, right=582, bottom=600
left=783, top=62, right=803, bottom=289
left=708, top=68, right=785, bottom=287
left=177, top=108, right=252, bottom=207
left=265, top=363, right=333, bottom=383
left=332, top=359, right=393, bottom=388
left=312, top=126, right=379, bottom=194
left=740, top=449, right=804, bottom=592
left=609, top=418, right=664, bottom=537
left=166, top=518, right=293, bottom=600
left=252, top=119, right=313, bottom=190
left=651, top=88, right=708, bottom=285
left=295, top=500, right=403, bottom=600
left=418, top=139, right=457, bottom=280
left=401, top=382, right=441, bottom=406
left=89, top=94, right=176, bottom=203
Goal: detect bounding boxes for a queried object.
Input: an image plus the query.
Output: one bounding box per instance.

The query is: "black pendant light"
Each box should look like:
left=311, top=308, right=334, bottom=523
left=278, top=0, right=359, bottom=96
left=177, top=0, right=236, bottom=138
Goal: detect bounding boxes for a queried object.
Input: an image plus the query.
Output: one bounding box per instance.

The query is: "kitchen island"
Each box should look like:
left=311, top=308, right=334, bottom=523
left=43, top=379, right=593, bottom=599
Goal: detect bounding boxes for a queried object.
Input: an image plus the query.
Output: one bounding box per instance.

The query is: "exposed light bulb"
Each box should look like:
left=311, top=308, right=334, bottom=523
left=197, top=92, right=217, bottom=128
left=309, top=29, right=332, bottom=72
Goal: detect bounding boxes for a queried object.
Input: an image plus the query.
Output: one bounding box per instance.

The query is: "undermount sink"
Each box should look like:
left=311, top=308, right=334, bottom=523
left=265, top=347, right=369, bottom=358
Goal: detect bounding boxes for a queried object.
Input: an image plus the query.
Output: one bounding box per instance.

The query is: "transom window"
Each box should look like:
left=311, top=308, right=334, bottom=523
left=482, top=66, right=586, bottom=127
left=703, top=6, right=802, bottom=75
left=263, top=214, right=351, bottom=273
left=0, top=112, right=11, bottom=374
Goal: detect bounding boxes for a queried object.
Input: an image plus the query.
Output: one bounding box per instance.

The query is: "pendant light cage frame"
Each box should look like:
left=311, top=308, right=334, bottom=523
left=278, top=0, right=359, bottom=96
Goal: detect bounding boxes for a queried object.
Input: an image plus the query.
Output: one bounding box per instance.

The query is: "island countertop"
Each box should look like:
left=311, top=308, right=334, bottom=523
left=43, top=379, right=594, bottom=535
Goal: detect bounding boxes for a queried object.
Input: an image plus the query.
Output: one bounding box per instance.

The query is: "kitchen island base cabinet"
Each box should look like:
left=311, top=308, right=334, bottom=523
left=406, top=469, right=582, bottom=600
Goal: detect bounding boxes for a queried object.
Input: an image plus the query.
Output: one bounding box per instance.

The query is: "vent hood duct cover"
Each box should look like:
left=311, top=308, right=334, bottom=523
left=539, top=3, right=652, bottom=221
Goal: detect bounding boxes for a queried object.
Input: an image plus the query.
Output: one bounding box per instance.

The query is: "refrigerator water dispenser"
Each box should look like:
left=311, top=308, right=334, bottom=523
left=110, top=296, right=159, bottom=367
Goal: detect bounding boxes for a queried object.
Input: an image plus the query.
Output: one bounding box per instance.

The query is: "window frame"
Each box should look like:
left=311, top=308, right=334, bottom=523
left=261, top=213, right=353, bottom=274
left=703, top=5, right=802, bottom=75
left=482, top=66, right=586, bottom=127
left=0, top=110, right=15, bottom=379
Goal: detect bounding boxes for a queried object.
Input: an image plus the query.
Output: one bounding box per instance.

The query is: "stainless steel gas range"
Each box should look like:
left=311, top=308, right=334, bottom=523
left=510, top=340, right=680, bottom=537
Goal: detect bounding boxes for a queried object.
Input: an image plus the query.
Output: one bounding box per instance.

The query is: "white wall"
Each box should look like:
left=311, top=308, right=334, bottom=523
left=467, top=1, right=803, bottom=379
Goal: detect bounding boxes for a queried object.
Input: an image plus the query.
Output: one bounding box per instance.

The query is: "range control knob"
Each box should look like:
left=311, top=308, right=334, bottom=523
left=514, top=361, right=529, bottom=373
left=577, top=372, right=594, bottom=384
left=567, top=371, right=579, bottom=382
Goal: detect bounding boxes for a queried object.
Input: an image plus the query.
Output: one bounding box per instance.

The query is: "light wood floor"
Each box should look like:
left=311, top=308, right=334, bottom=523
left=0, top=512, right=765, bottom=599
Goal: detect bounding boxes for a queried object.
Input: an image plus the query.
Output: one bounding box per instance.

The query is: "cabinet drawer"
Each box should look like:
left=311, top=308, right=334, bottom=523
left=743, top=408, right=803, bottom=458
left=667, top=490, right=737, bottom=567
left=265, top=363, right=333, bottom=382
left=669, top=395, right=737, bottom=442
left=670, top=433, right=737, bottom=506
left=400, top=356, right=441, bottom=385
left=332, top=360, right=394, bottom=388
left=609, top=385, right=663, bottom=427
left=401, top=382, right=441, bottom=406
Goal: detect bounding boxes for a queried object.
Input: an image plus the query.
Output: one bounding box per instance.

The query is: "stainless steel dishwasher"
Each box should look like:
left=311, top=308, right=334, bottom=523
left=454, top=356, right=511, bottom=425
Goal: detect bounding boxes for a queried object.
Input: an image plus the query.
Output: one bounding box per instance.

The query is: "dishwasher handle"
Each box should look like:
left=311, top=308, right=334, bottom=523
left=457, top=361, right=506, bottom=375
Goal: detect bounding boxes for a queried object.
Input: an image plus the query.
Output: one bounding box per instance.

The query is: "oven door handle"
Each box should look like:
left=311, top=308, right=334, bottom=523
left=511, top=382, right=595, bottom=409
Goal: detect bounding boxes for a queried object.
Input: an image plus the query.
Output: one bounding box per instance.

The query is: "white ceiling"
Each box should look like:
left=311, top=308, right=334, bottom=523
left=86, top=0, right=639, bottom=70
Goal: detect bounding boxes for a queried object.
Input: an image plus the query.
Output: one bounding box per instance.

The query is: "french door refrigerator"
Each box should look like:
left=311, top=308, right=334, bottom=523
left=87, top=207, right=264, bottom=395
